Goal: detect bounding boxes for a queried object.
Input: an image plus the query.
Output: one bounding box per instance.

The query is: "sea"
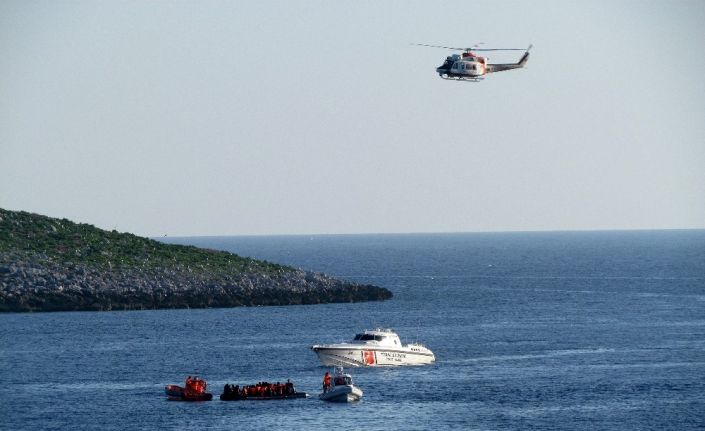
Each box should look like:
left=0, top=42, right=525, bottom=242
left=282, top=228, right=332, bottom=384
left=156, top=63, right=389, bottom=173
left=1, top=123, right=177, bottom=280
left=1, top=230, right=704, bottom=430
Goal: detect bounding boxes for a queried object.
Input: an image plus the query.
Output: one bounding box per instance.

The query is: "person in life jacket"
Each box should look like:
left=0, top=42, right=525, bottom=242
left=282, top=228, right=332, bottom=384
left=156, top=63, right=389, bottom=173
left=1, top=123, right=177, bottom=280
left=185, top=377, right=206, bottom=394
left=323, top=372, right=331, bottom=392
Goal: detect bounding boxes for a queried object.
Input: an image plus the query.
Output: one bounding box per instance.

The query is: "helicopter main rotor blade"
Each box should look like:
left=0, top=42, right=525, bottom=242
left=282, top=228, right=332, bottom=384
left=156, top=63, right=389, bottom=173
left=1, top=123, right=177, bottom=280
left=412, top=43, right=529, bottom=52
left=411, top=43, right=467, bottom=50
left=471, top=48, right=526, bottom=51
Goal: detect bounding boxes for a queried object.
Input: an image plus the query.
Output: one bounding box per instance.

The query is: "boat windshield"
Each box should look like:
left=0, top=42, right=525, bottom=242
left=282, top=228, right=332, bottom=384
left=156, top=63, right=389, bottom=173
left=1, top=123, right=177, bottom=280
left=354, top=334, right=385, bottom=341
left=334, top=375, right=353, bottom=385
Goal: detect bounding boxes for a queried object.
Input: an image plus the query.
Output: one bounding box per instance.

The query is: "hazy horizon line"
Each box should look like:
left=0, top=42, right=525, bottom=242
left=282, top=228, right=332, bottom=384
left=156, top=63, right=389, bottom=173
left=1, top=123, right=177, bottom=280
left=156, top=227, right=705, bottom=239
left=3, top=206, right=703, bottom=239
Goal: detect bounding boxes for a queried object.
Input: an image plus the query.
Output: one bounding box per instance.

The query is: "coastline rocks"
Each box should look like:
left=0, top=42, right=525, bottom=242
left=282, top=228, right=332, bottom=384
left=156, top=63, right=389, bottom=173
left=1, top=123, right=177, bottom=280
left=0, top=251, right=392, bottom=312
left=0, top=209, right=392, bottom=312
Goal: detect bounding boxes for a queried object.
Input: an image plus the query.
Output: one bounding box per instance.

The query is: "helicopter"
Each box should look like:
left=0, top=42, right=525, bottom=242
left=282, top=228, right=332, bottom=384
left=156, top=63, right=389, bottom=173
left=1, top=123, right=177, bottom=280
left=413, top=43, right=532, bottom=81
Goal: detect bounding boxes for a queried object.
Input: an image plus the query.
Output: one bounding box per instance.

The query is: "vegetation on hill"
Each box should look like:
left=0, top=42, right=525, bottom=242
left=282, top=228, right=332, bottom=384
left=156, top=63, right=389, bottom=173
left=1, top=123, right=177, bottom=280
left=0, top=208, right=392, bottom=312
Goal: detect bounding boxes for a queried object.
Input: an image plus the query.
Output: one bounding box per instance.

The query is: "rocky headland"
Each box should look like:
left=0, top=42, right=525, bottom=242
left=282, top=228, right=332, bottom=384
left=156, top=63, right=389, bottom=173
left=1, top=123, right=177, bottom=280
left=0, top=208, right=392, bottom=312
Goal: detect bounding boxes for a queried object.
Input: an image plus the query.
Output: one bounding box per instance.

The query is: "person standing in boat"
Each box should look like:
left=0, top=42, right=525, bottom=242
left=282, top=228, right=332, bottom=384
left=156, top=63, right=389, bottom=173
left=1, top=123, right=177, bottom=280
left=323, top=372, right=331, bottom=393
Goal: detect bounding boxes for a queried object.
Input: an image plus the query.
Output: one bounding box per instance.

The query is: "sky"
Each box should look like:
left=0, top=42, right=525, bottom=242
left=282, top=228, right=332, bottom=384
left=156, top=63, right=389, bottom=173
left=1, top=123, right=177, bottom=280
left=1, top=0, right=704, bottom=236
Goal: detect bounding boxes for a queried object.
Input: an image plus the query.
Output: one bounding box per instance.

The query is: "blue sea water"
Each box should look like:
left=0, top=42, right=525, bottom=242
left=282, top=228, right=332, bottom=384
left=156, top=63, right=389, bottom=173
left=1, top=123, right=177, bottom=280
left=1, top=230, right=704, bottom=430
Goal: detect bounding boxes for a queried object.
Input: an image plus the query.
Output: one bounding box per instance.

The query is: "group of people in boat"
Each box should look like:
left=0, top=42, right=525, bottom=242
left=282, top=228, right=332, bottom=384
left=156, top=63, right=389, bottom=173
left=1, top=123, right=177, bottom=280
left=169, top=372, right=357, bottom=402
left=222, top=380, right=297, bottom=398
left=184, top=376, right=207, bottom=395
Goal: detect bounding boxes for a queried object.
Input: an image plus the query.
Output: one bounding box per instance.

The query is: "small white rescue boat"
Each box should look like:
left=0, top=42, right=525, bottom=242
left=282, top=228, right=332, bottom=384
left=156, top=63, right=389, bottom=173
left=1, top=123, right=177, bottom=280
left=319, top=367, right=363, bottom=403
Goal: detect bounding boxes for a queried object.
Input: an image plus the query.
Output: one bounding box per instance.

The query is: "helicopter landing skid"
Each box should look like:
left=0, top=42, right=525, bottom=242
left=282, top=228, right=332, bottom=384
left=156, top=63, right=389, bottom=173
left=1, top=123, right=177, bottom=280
left=440, top=75, right=484, bottom=82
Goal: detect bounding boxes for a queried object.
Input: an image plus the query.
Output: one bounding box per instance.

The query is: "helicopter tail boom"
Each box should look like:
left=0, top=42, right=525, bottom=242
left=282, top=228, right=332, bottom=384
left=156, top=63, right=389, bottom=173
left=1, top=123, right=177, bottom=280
left=485, top=45, right=531, bottom=74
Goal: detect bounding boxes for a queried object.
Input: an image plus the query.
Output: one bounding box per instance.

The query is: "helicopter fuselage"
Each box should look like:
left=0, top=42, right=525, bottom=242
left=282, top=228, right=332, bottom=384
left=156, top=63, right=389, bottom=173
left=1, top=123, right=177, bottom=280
left=436, top=54, right=487, bottom=80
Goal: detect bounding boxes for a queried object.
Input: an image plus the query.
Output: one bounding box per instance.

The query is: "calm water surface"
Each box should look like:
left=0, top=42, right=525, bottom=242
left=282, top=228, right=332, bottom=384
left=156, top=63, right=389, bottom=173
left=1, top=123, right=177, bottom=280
left=1, top=231, right=704, bottom=430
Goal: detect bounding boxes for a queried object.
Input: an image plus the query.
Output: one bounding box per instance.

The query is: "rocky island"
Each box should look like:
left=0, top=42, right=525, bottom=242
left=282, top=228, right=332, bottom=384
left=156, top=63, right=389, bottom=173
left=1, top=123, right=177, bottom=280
left=0, top=208, right=392, bottom=312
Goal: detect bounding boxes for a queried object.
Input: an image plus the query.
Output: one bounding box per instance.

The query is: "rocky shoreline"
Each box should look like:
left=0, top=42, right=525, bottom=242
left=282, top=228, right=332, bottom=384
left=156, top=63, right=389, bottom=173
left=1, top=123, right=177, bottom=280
left=0, top=209, right=392, bottom=312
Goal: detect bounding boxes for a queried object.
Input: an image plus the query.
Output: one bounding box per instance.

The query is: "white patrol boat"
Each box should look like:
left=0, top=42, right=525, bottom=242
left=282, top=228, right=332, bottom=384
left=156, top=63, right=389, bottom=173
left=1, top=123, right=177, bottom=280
left=311, top=328, right=435, bottom=367
left=319, top=367, right=362, bottom=403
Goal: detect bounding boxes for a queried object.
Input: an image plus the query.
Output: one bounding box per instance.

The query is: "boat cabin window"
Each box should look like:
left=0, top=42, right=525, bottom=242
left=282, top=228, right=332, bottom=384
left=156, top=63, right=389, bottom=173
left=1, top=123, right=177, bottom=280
left=355, top=334, right=387, bottom=341
left=334, top=375, right=352, bottom=385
